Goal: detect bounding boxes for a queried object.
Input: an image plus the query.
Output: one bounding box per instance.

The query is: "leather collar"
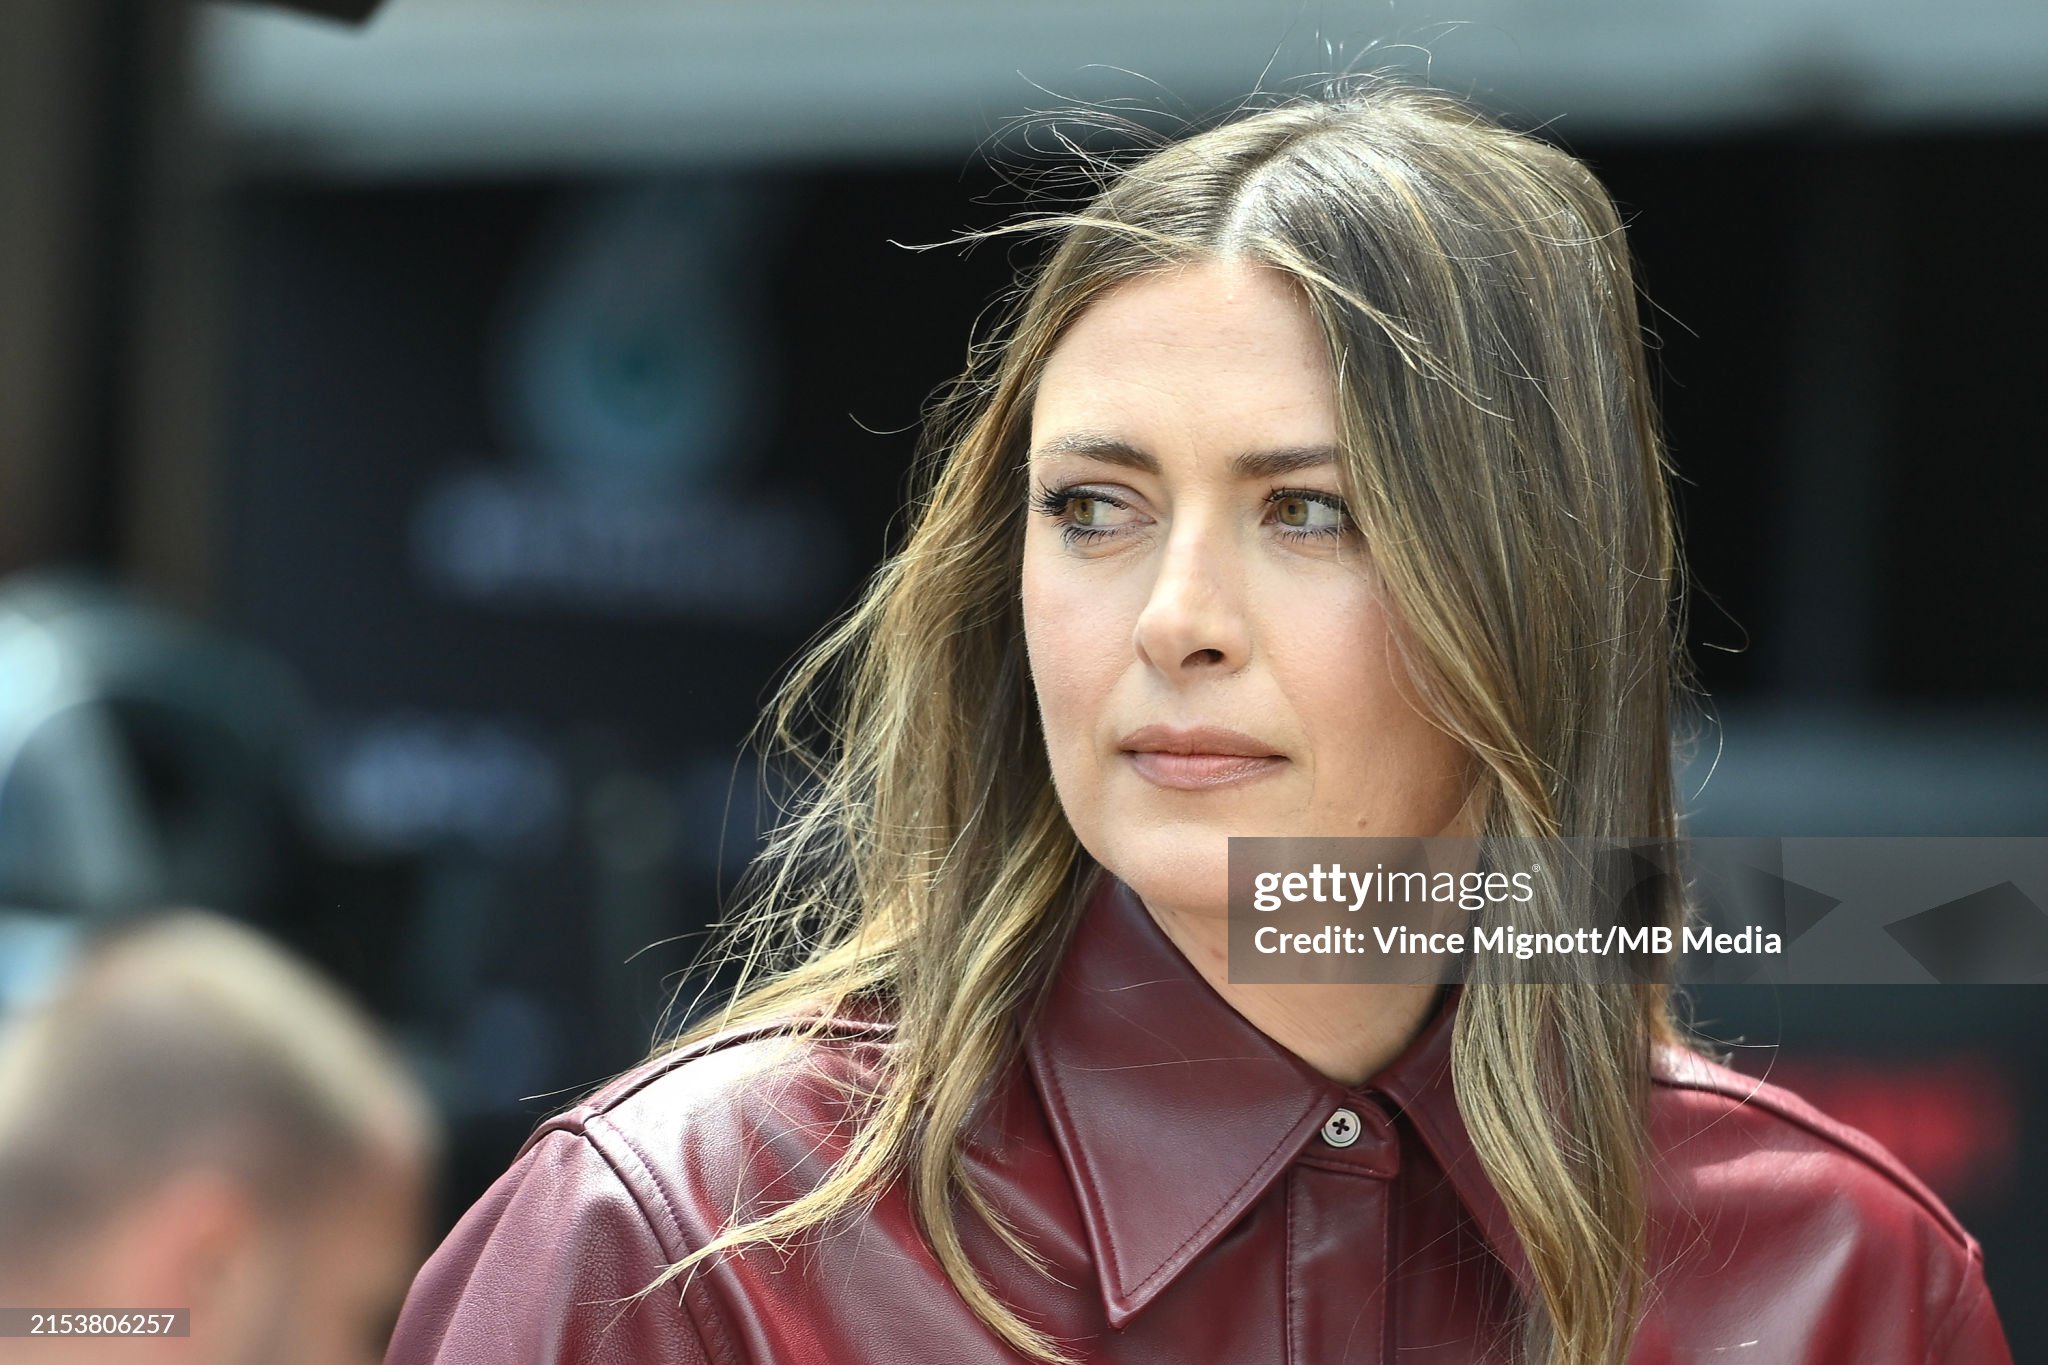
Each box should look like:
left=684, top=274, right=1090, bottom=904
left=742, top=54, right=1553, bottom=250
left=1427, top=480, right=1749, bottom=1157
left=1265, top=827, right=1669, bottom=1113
left=1024, top=867, right=1537, bottom=1327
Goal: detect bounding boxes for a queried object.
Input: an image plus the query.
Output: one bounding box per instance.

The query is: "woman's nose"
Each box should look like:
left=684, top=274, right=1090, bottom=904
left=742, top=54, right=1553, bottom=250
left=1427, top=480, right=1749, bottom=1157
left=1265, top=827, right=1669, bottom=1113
left=1130, top=516, right=1250, bottom=677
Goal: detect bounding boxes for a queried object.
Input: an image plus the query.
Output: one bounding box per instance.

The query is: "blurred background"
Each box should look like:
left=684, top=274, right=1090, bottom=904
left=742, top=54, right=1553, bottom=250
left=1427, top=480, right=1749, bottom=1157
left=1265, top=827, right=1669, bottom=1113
left=1, top=0, right=2043, bottom=1351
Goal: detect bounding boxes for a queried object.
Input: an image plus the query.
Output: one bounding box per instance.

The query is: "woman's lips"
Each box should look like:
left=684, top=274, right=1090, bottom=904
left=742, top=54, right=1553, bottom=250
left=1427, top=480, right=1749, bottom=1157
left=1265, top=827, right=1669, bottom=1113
left=1125, top=751, right=1287, bottom=789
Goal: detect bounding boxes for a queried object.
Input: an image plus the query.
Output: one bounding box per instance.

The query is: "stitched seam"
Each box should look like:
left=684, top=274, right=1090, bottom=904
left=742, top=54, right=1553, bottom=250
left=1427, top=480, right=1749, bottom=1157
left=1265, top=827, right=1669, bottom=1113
left=583, top=1118, right=745, bottom=1365
left=1920, top=1240, right=1986, bottom=1365
left=594, top=1018, right=895, bottom=1116
left=1284, top=1171, right=1299, bottom=1365
left=1131, top=1101, right=1321, bottom=1298
left=680, top=1281, right=742, bottom=1365
left=1040, top=1046, right=1328, bottom=1303
left=1378, top=1176, right=1393, bottom=1363
left=509, top=1021, right=895, bottom=1167
left=1032, top=1048, right=1128, bottom=1290
left=1295, top=1154, right=1399, bottom=1179
left=587, top=1114, right=691, bottom=1259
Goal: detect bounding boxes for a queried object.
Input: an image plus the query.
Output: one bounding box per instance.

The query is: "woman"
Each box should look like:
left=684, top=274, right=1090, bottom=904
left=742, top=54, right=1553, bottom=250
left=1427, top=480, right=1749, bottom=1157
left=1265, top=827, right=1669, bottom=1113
left=385, top=78, right=2012, bottom=1364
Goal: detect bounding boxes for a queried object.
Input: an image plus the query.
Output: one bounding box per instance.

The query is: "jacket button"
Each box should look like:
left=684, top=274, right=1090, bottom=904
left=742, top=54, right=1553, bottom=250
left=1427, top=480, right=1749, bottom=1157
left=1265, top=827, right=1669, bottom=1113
left=1321, top=1107, right=1362, bottom=1148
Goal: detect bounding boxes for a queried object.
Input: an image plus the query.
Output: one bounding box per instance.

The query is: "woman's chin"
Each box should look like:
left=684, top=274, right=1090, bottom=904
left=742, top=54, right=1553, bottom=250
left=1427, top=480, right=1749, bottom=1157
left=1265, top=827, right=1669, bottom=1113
left=1102, top=844, right=1233, bottom=925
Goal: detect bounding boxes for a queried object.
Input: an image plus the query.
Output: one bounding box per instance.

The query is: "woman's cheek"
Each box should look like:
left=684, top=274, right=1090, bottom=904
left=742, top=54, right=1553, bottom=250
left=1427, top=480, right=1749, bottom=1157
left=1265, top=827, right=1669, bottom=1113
left=1036, top=648, right=1104, bottom=768
left=1024, top=587, right=1106, bottom=770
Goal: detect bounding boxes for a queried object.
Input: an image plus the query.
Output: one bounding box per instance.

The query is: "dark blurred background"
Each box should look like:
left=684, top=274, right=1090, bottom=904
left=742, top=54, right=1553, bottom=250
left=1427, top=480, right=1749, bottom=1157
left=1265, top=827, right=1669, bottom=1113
left=1, top=0, right=2043, bottom=1351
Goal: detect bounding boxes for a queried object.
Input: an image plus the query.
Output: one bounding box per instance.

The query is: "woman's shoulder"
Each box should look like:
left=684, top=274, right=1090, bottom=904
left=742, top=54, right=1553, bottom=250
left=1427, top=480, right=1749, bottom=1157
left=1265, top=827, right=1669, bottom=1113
left=385, top=1002, right=903, bottom=1365
left=571, top=999, right=895, bottom=1125
left=1654, top=1039, right=1990, bottom=1317
left=530, top=996, right=902, bottom=1200
left=1643, top=1037, right=2002, bottom=1357
left=1647, top=1037, right=1973, bottom=1250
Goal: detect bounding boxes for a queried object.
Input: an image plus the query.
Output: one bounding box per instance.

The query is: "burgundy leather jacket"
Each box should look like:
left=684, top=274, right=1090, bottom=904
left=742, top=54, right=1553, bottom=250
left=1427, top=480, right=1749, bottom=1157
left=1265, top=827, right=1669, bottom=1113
left=386, top=872, right=2013, bottom=1364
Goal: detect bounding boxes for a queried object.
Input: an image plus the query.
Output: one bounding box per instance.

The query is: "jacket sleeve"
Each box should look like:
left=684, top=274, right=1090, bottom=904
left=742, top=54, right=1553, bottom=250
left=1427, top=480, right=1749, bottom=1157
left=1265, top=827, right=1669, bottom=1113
left=1926, top=1242, right=2014, bottom=1365
left=384, top=1126, right=717, bottom=1365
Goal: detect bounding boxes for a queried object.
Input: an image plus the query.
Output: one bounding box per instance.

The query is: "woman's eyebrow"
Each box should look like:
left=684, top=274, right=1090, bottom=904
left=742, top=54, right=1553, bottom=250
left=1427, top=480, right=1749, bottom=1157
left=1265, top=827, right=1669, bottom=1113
left=1028, top=434, right=1339, bottom=479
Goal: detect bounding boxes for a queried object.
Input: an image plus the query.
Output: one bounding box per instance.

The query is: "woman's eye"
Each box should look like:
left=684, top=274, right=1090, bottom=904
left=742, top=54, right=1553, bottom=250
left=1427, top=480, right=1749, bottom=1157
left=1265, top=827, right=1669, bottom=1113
left=1275, top=495, right=1332, bottom=529
left=1030, top=485, right=1123, bottom=541
left=1269, top=490, right=1353, bottom=539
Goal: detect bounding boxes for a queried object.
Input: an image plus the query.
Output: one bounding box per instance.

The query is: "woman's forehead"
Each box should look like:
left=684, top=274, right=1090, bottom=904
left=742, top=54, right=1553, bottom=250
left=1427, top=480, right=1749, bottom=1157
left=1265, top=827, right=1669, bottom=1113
left=1044, top=259, right=1317, bottom=357
left=1029, top=263, right=1339, bottom=469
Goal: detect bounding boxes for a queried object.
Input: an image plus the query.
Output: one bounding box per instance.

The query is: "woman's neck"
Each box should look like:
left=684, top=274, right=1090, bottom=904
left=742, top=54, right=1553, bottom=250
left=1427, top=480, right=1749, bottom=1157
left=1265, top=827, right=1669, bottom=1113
left=1139, top=898, right=1444, bottom=1088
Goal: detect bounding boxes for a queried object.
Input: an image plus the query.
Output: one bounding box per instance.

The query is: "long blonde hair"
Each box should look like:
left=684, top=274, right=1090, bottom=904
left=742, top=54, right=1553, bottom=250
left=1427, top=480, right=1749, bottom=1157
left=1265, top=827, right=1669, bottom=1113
left=645, top=74, right=1700, bottom=1365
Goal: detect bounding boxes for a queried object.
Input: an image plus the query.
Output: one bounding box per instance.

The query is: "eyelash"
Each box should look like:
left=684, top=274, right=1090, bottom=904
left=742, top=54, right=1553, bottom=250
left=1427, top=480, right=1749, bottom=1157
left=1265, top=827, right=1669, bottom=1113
left=1028, top=483, right=1355, bottom=546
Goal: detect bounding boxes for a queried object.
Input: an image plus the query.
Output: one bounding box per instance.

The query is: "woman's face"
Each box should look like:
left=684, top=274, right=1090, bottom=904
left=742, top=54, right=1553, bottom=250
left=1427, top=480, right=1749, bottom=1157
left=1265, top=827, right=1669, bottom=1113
left=1021, top=258, right=1480, bottom=926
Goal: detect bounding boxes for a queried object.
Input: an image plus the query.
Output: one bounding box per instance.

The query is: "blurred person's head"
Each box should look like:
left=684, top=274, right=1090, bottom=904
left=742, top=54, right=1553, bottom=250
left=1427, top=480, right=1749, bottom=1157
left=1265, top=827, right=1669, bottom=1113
left=0, top=911, right=439, bottom=1365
